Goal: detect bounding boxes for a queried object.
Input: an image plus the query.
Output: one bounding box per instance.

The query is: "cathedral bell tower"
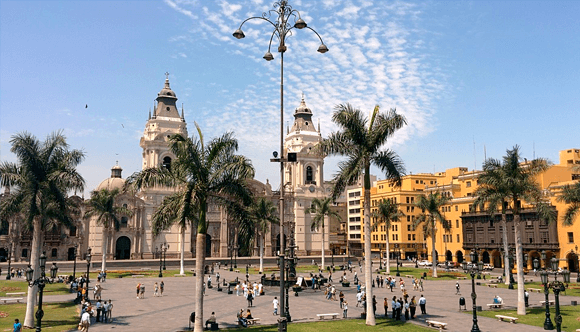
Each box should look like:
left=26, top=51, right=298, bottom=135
left=284, top=95, right=327, bottom=256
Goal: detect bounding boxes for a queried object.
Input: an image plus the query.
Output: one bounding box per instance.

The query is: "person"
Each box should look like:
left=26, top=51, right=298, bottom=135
left=79, top=310, right=91, bottom=331
left=160, top=280, right=164, bottom=296
left=372, top=295, right=377, bottom=314
left=410, top=296, right=417, bottom=319
left=384, top=297, right=388, bottom=317
left=102, top=300, right=108, bottom=323
left=205, top=311, right=217, bottom=329
left=404, top=300, right=410, bottom=320
left=106, top=300, right=113, bottom=322
left=342, top=300, right=348, bottom=318
left=524, top=289, right=530, bottom=307
left=455, top=281, right=460, bottom=295
left=139, top=283, right=145, bottom=299
left=395, top=298, right=402, bottom=320
left=419, top=278, right=424, bottom=291
left=96, top=299, right=103, bottom=322
left=339, top=291, right=344, bottom=308
left=419, top=294, right=427, bottom=314
left=356, top=290, right=362, bottom=307
left=154, top=282, right=159, bottom=297
left=246, top=289, right=253, bottom=307
left=207, top=275, right=212, bottom=288
left=493, top=295, right=502, bottom=304
left=237, top=309, right=247, bottom=327
left=13, top=319, right=22, bottom=332
left=216, top=272, right=220, bottom=284
left=136, top=283, right=140, bottom=298
left=273, top=296, right=279, bottom=315
left=245, top=309, right=253, bottom=319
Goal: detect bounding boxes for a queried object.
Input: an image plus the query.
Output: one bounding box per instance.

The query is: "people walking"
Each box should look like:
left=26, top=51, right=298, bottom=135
left=455, top=281, right=460, bottom=295
left=273, top=297, right=279, bottom=315
left=154, top=282, right=159, bottom=297
left=384, top=297, right=388, bottom=317
left=342, top=301, right=348, bottom=318
left=419, top=294, right=427, bottom=314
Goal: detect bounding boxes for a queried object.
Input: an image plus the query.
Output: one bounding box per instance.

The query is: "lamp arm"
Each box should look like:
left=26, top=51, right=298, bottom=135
left=305, top=26, right=327, bottom=44
left=237, top=16, right=278, bottom=33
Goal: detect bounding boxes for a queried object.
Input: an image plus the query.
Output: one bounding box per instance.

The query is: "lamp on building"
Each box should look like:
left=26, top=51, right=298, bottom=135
left=233, top=2, right=328, bottom=330
left=26, top=252, right=58, bottom=332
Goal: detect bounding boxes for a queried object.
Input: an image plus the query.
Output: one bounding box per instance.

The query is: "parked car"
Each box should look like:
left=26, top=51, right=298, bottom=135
left=511, top=266, right=529, bottom=275
left=418, top=260, right=432, bottom=267
left=483, top=264, right=494, bottom=271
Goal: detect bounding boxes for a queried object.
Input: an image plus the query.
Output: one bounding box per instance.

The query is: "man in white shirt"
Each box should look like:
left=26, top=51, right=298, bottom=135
left=79, top=311, right=91, bottom=331
left=419, top=294, right=427, bottom=314
left=273, top=297, right=279, bottom=315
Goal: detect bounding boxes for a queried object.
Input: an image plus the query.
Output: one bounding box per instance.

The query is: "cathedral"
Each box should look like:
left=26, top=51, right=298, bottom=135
left=84, top=77, right=330, bottom=261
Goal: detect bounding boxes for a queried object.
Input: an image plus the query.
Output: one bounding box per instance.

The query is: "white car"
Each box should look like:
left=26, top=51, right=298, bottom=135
left=418, top=260, right=432, bottom=267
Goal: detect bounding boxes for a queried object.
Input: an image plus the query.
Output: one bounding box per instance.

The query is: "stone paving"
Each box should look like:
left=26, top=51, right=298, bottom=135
left=14, top=263, right=580, bottom=332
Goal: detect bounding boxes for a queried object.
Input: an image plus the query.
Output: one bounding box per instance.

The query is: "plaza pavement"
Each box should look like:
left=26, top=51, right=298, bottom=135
left=27, top=263, right=580, bottom=331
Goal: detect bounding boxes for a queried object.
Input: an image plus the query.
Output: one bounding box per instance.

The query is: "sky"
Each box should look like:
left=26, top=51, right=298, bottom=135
left=1, top=0, right=579, bottom=197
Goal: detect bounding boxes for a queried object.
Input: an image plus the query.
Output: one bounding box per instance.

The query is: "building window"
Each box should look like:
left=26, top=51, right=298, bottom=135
left=121, top=217, right=128, bottom=228
left=407, top=225, right=411, bottom=231
left=412, top=234, right=416, bottom=241
left=162, top=156, right=172, bottom=171
left=456, top=220, right=459, bottom=228
left=456, top=234, right=460, bottom=242
left=69, top=225, right=77, bottom=237
left=408, top=234, right=411, bottom=241
left=22, top=248, right=28, bottom=258
left=466, top=181, right=471, bottom=187
left=406, top=197, right=410, bottom=204
left=51, top=248, right=57, bottom=257
left=568, top=232, right=574, bottom=243
left=306, top=166, right=314, bottom=184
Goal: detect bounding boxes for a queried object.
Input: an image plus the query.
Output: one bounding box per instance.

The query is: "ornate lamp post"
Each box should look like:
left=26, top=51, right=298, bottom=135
left=461, top=249, right=483, bottom=332
left=85, top=247, right=92, bottom=291
left=5, top=239, right=12, bottom=280
left=541, top=257, right=570, bottom=332
left=233, top=3, right=328, bottom=330
left=162, top=242, right=168, bottom=271
left=229, top=245, right=234, bottom=272
left=155, top=247, right=163, bottom=278
left=234, top=245, right=238, bottom=269
left=540, top=250, right=554, bottom=330
left=26, top=252, right=58, bottom=332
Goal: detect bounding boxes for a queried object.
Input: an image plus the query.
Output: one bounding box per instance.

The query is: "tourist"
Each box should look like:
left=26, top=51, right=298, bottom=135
left=160, top=280, right=164, bottom=296
left=96, top=299, right=103, bottom=322
left=106, top=300, right=113, bottom=322
left=79, top=310, right=91, bottom=331
left=455, top=281, right=460, bottom=295
left=272, top=297, right=279, bottom=315
left=342, top=300, right=348, bottom=318
left=139, top=283, right=145, bottom=299
left=154, top=282, right=159, bottom=297
left=237, top=309, right=247, bottom=327
left=410, top=296, right=417, bottom=319
left=391, top=296, right=397, bottom=319
left=13, top=319, right=22, bottom=332
left=136, top=283, right=140, bottom=298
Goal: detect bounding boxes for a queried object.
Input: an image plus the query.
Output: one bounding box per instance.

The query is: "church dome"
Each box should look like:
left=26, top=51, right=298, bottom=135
left=158, top=77, right=177, bottom=99
left=294, top=96, right=312, bottom=115
left=96, top=163, right=125, bottom=191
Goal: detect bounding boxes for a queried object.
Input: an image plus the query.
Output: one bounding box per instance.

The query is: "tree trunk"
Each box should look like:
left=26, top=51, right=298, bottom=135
left=501, top=215, right=510, bottom=285
left=321, top=222, right=325, bottom=271
left=259, top=234, right=264, bottom=274
left=24, top=218, right=42, bottom=328
left=363, top=166, right=376, bottom=325
left=385, top=228, right=390, bottom=274
left=514, top=215, right=526, bottom=315
left=180, top=228, right=185, bottom=275
left=101, top=230, right=108, bottom=273
left=194, top=233, right=206, bottom=332
left=431, top=216, right=438, bottom=278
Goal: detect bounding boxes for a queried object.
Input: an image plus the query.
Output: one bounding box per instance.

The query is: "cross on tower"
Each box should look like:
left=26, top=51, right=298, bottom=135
left=165, top=72, right=170, bottom=79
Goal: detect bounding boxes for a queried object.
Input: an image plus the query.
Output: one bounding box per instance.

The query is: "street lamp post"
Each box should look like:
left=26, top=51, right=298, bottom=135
left=26, top=252, right=58, bottom=332
left=575, top=245, right=580, bottom=283
left=462, top=249, right=483, bottom=332
left=5, top=240, right=12, bottom=280
left=162, top=242, right=168, bottom=271
left=234, top=245, right=238, bottom=269
left=72, top=244, right=78, bottom=280
left=540, top=257, right=571, bottom=332
left=540, top=250, right=554, bottom=330
left=85, top=247, right=92, bottom=292
left=229, top=245, right=233, bottom=272
left=156, top=247, right=163, bottom=278
left=233, top=2, right=328, bottom=331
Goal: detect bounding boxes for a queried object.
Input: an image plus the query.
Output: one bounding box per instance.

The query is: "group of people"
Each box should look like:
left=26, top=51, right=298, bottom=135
left=136, top=281, right=164, bottom=299
left=78, top=298, right=113, bottom=331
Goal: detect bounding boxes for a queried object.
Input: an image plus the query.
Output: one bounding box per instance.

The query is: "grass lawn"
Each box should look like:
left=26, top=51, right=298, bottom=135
left=475, top=305, right=580, bottom=331
left=0, top=302, right=78, bottom=332
left=103, top=269, right=194, bottom=279
left=375, top=267, right=466, bottom=281
left=221, top=318, right=431, bottom=331
left=479, top=280, right=580, bottom=297
left=0, top=280, right=71, bottom=297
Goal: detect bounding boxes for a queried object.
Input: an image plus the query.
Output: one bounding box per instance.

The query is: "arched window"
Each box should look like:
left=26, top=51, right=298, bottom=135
left=306, top=166, right=315, bottom=184
left=120, top=217, right=128, bottom=228
left=162, top=156, right=172, bottom=171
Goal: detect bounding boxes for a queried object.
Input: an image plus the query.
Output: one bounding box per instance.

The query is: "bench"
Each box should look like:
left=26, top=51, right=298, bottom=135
left=5, top=292, right=26, bottom=296
left=246, top=318, right=261, bottom=325
left=495, top=315, right=518, bottom=323
left=540, top=300, right=555, bottom=305
left=426, top=320, right=447, bottom=329
left=487, top=303, right=504, bottom=309
left=525, top=279, right=533, bottom=283
left=457, top=277, right=467, bottom=280
left=131, top=275, right=145, bottom=278
left=487, top=284, right=498, bottom=288
left=317, top=313, right=339, bottom=320
left=140, top=268, right=151, bottom=271
left=528, top=288, right=542, bottom=293
left=406, top=275, right=414, bottom=278
left=1, top=298, right=23, bottom=304
left=489, top=279, right=499, bottom=284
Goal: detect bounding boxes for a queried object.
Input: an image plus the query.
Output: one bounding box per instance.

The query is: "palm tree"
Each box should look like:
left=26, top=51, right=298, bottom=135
left=414, top=192, right=451, bottom=278
left=474, top=145, right=553, bottom=315
left=125, top=125, right=254, bottom=331
left=250, top=197, right=279, bottom=274
left=84, top=188, right=132, bottom=273
left=557, top=182, right=580, bottom=226
left=306, top=197, right=342, bottom=271
left=320, top=103, right=406, bottom=326
left=0, top=131, right=85, bottom=328
left=371, top=198, right=404, bottom=275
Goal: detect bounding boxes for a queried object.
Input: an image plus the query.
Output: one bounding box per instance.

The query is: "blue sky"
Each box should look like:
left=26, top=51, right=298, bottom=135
left=1, top=0, right=579, bottom=196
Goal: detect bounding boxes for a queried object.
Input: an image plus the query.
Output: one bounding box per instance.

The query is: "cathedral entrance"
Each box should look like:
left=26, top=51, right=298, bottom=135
left=115, top=236, right=131, bottom=260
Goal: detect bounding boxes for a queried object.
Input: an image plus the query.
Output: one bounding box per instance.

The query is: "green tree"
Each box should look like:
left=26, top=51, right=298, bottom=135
left=83, top=188, right=132, bottom=272
left=306, top=197, right=342, bottom=271
left=371, top=198, right=404, bottom=275
left=0, top=131, right=85, bottom=328
left=413, top=192, right=451, bottom=278
left=320, top=103, right=406, bottom=326
left=474, top=145, right=553, bottom=315
left=125, top=125, right=254, bottom=331
left=250, top=197, right=279, bottom=273
left=557, top=181, right=580, bottom=225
